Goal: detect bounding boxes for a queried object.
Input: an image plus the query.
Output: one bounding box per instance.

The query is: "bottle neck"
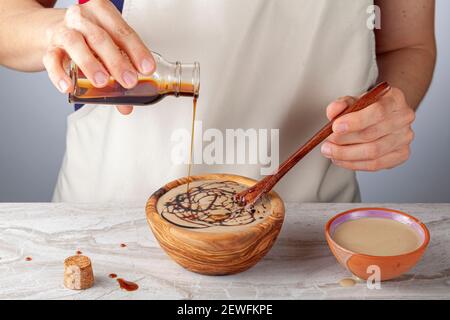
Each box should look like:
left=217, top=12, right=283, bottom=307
left=153, top=52, right=200, bottom=98
left=176, top=61, right=200, bottom=97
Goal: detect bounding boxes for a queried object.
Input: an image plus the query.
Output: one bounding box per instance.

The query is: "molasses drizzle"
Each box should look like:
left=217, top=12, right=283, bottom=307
left=117, top=278, right=139, bottom=291
left=186, top=96, right=198, bottom=193
left=161, top=181, right=264, bottom=229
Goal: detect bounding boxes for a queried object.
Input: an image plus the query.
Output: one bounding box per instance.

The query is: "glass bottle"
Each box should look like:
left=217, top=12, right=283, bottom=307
left=68, top=52, right=200, bottom=105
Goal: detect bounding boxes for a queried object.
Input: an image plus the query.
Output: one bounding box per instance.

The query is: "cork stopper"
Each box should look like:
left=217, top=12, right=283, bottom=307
left=64, top=255, right=94, bottom=290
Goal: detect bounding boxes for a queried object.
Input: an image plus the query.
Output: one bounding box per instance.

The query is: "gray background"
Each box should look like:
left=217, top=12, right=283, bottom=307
left=0, top=0, right=449, bottom=202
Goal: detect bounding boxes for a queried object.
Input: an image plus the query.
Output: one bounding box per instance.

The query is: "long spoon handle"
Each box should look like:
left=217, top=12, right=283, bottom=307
left=236, top=82, right=391, bottom=206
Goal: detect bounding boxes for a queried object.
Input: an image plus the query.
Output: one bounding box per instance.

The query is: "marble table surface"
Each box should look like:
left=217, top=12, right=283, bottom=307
left=0, top=202, right=449, bottom=300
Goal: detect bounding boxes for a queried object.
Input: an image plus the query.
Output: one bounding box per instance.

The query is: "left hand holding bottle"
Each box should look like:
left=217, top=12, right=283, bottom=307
left=321, top=87, right=416, bottom=171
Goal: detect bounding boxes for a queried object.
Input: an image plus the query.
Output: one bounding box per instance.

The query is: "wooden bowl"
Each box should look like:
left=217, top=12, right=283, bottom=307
left=146, top=174, right=285, bottom=275
left=325, top=208, right=430, bottom=281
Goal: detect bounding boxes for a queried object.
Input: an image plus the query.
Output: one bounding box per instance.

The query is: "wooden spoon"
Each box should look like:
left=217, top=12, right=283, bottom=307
left=236, top=82, right=391, bottom=206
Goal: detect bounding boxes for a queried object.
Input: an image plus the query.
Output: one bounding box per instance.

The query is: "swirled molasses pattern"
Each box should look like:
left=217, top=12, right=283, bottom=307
left=157, top=180, right=271, bottom=229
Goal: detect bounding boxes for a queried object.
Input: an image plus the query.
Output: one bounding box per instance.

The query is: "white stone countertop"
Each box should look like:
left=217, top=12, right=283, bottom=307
left=0, top=203, right=449, bottom=300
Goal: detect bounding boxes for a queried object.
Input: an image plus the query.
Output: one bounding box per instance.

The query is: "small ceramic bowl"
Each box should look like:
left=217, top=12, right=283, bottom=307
left=325, top=207, right=430, bottom=281
left=146, top=173, right=285, bottom=275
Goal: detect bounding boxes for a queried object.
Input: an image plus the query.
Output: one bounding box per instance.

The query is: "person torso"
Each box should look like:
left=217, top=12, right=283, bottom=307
left=53, top=0, right=378, bottom=203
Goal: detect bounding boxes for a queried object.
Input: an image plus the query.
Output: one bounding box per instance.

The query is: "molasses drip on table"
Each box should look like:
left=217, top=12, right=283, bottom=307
left=117, top=278, right=139, bottom=291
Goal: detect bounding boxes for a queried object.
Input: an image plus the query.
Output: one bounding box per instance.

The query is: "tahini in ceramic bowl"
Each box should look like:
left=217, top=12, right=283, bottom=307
left=325, top=207, right=430, bottom=281
left=146, top=173, right=285, bottom=275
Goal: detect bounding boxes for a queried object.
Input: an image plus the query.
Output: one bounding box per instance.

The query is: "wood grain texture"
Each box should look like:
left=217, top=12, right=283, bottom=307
left=146, top=174, right=285, bottom=275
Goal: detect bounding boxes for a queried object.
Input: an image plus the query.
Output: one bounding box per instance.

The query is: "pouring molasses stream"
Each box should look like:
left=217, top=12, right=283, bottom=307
left=69, top=52, right=200, bottom=192
left=236, top=82, right=392, bottom=207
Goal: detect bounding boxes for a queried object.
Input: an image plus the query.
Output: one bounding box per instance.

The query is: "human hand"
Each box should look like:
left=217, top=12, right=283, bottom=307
left=321, top=87, right=416, bottom=171
left=42, top=0, right=155, bottom=115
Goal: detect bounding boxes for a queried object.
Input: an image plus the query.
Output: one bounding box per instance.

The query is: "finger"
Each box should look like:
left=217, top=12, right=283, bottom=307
left=116, top=105, right=134, bottom=115
left=42, top=48, right=73, bottom=93
left=321, top=128, right=414, bottom=161
left=327, top=106, right=416, bottom=145
left=65, top=5, right=138, bottom=89
left=331, top=146, right=411, bottom=172
left=326, top=96, right=356, bottom=121
left=332, top=96, right=395, bottom=134
left=52, top=26, right=110, bottom=88
left=82, top=0, right=155, bottom=74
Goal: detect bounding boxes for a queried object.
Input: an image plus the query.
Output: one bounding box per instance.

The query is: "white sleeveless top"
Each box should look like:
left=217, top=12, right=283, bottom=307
left=53, top=0, right=378, bottom=203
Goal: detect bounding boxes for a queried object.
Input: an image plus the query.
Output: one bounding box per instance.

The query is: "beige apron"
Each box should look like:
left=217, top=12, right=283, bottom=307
left=53, top=0, right=378, bottom=203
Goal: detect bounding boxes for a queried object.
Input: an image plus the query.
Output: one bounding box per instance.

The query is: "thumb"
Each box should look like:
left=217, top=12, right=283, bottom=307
left=116, top=105, right=134, bottom=115
left=326, top=96, right=357, bottom=121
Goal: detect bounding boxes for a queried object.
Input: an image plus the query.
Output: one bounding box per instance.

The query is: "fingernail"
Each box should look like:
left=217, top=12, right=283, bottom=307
left=122, top=70, right=137, bottom=87
left=94, top=71, right=108, bottom=86
left=59, top=79, right=69, bottom=92
left=335, top=123, right=348, bottom=134
left=141, top=58, right=154, bottom=74
left=321, top=143, right=332, bottom=157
